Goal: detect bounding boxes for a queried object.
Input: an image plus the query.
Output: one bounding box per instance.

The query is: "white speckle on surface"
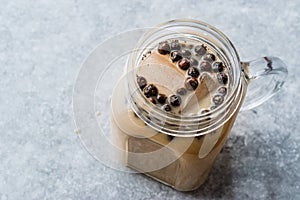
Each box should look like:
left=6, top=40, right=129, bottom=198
left=74, top=129, right=81, bottom=134
left=0, top=0, right=299, bottom=199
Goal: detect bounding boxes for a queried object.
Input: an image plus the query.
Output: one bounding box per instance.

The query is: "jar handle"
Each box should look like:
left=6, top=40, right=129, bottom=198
left=240, top=56, right=288, bottom=111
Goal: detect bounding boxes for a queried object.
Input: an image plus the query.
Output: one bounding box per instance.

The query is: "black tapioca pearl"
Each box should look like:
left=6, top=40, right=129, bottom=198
left=176, top=87, right=187, bottom=96
left=194, top=44, right=207, bottom=56
left=178, top=58, right=190, bottom=70
left=181, top=49, right=192, bottom=57
left=196, top=135, right=204, bottom=140
left=212, top=62, right=225, bottom=72
left=149, top=97, right=157, bottom=104
left=168, top=95, right=182, bottom=107
left=170, top=51, right=183, bottom=62
left=201, top=109, right=210, bottom=114
left=218, top=86, right=227, bottom=96
left=187, top=67, right=200, bottom=78
left=203, top=53, right=216, bottom=62
left=167, top=135, right=175, bottom=141
left=184, top=77, right=198, bottom=91
left=200, top=61, right=212, bottom=72
left=183, top=44, right=194, bottom=49
left=217, top=72, right=229, bottom=85
left=133, top=111, right=139, bottom=118
left=170, top=40, right=181, bottom=50
left=137, top=76, right=147, bottom=89
left=158, top=41, right=171, bottom=55
left=162, top=104, right=172, bottom=112
left=144, top=116, right=151, bottom=125
left=187, top=44, right=194, bottom=49
left=189, top=58, right=199, bottom=67
left=210, top=105, right=218, bottom=110
left=157, top=93, right=167, bottom=104
left=143, top=84, right=158, bottom=97
left=213, top=94, right=224, bottom=105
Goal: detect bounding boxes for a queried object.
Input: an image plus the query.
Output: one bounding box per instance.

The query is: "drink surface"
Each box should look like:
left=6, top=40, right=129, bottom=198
left=136, top=39, right=231, bottom=116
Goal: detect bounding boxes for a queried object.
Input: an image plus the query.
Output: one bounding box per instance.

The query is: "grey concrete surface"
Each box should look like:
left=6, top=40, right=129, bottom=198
left=0, top=0, right=299, bottom=199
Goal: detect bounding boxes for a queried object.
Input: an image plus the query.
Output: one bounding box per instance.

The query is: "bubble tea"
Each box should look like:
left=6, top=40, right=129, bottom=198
left=109, top=32, right=248, bottom=191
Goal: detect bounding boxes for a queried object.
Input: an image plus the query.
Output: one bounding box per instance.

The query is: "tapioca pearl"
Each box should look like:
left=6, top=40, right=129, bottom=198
left=178, top=58, right=190, bottom=70
left=194, top=44, right=207, bottom=56
left=217, top=72, right=229, bottom=85
left=144, top=115, right=152, bottom=125
left=168, top=95, right=182, bottom=107
left=143, top=84, right=158, bottom=97
left=133, top=111, right=139, bottom=118
left=217, top=86, right=227, bottom=96
left=213, top=94, right=224, bottom=105
left=167, top=135, right=175, bottom=141
left=210, top=105, right=218, bottom=110
left=182, top=43, right=194, bottom=49
left=184, top=77, right=199, bottom=91
left=170, top=51, right=183, bottom=62
left=189, top=58, right=199, bottom=67
left=196, top=135, right=204, bottom=140
left=176, top=87, right=187, bottom=96
left=200, top=109, right=210, bottom=114
left=187, top=44, right=194, bottom=49
left=200, top=109, right=212, bottom=121
left=162, top=104, right=172, bottom=112
left=170, top=40, right=181, bottom=50
left=137, top=76, right=147, bottom=89
left=203, top=53, right=216, bottom=62
left=157, top=93, right=167, bottom=104
left=200, top=61, right=212, bottom=72
left=148, top=97, right=157, bottom=104
left=181, top=49, right=192, bottom=58
left=187, top=67, right=200, bottom=78
left=157, top=41, right=171, bottom=55
left=212, top=61, right=225, bottom=72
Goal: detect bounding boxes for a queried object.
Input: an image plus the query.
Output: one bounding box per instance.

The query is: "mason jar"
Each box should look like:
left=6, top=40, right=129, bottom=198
left=109, top=19, right=288, bottom=191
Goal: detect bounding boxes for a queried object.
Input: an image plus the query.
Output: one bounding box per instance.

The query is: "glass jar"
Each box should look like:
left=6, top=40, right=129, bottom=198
left=109, top=19, right=287, bottom=191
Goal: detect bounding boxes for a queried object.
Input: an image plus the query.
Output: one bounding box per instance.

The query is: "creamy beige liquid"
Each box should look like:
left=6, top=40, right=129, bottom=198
left=110, top=39, right=246, bottom=191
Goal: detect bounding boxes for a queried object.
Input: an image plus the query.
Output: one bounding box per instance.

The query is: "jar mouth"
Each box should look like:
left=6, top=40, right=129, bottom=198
left=126, top=19, right=242, bottom=136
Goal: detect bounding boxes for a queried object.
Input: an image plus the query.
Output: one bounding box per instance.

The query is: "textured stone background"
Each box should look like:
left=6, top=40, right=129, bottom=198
left=0, top=0, right=299, bottom=199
